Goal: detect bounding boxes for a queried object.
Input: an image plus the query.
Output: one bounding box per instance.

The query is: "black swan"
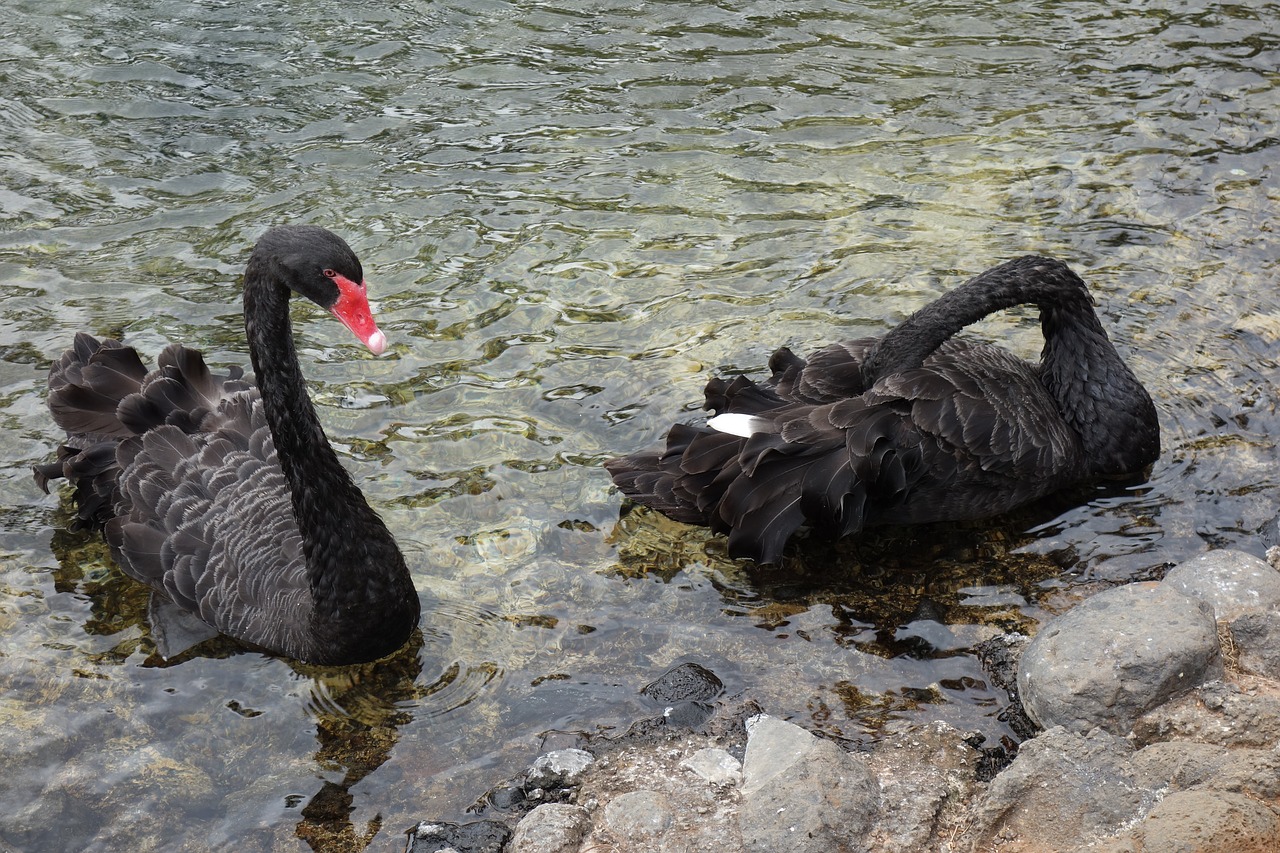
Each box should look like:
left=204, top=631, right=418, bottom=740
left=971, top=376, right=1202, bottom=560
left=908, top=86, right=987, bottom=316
left=605, top=255, right=1161, bottom=564
left=34, top=225, right=420, bottom=665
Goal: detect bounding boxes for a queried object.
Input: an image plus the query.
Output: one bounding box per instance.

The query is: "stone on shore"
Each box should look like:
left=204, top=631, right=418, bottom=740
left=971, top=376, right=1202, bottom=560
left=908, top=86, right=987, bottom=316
left=1229, top=609, right=1280, bottom=678
left=738, top=714, right=879, bottom=853
left=679, top=747, right=742, bottom=787
left=506, top=803, right=590, bottom=853
left=526, top=749, right=596, bottom=790
left=1017, top=582, right=1221, bottom=734
left=1098, top=790, right=1280, bottom=853
left=965, top=726, right=1157, bottom=849
left=1163, top=550, right=1280, bottom=620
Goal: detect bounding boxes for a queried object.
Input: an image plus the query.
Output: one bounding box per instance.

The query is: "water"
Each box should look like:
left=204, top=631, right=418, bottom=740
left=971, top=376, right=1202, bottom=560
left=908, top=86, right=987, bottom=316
left=1, top=0, right=1277, bottom=849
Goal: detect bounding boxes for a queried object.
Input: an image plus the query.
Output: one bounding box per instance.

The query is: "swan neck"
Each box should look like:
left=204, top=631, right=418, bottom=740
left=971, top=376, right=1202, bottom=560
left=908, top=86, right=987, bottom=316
left=242, top=263, right=374, bottom=589
left=860, top=256, right=1096, bottom=386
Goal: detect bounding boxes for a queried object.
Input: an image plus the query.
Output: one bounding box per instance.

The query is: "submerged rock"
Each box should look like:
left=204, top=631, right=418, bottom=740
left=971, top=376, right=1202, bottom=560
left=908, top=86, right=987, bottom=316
left=640, top=662, right=725, bottom=705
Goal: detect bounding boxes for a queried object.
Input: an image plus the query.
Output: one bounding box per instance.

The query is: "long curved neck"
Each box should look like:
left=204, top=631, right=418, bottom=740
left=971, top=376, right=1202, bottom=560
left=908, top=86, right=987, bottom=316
left=243, top=260, right=386, bottom=597
left=862, top=256, right=1159, bottom=473
left=860, top=257, right=1093, bottom=384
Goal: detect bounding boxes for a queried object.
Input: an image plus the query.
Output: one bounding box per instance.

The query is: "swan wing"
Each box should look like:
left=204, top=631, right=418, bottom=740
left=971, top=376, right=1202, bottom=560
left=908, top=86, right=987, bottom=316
left=875, top=339, right=1083, bottom=482
left=106, top=390, right=310, bottom=655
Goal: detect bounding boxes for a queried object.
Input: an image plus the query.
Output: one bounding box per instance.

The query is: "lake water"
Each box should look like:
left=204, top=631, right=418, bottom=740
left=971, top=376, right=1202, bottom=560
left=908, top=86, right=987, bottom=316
left=1, top=0, right=1277, bottom=849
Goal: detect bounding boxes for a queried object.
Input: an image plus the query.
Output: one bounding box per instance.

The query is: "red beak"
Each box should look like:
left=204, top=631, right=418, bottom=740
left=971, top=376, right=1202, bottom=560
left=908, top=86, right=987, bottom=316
left=329, top=274, right=387, bottom=355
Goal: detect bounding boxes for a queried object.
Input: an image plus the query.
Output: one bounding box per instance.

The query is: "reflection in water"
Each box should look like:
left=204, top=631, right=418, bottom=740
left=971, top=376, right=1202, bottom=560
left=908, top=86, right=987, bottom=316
left=293, top=637, right=424, bottom=853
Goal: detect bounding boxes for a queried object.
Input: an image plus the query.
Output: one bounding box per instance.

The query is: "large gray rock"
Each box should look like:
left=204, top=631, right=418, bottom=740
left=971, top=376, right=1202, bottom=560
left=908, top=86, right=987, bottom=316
left=508, top=804, right=591, bottom=853
left=739, top=715, right=879, bottom=853
left=1017, top=582, right=1221, bottom=734
left=1162, top=549, right=1280, bottom=620
left=966, top=726, right=1156, bottom=849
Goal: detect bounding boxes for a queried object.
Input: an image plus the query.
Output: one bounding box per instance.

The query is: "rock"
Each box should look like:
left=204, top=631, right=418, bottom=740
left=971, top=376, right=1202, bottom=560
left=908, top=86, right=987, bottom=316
left=1162, top=549, right=1280, bottom=620
left=405, top=820, right=511, bottom=853
left=508, top=804, right=591, bottom=853
left=738, top=715, right=878, bottom=853
left=1130, top=741, right=1232, bottom=790
left=601, top=789, right=674, bottom=840
left=1133, top=680, right=1280, bottom=748
left=1117, top=790, right=1280, bottom=852
left=640, top=662, right=724, bottom=704
left=679, top=747, right=742, bottom=787
left=1017, top=583, right=1221, bottom=734
left=575, top=733, right=744, bottom=852
left=1209, top=748, right=1280, bottom=799
left=865, top=721, right=976, bottom=853
left=1229, top=610, right=1280, bottom=678
left=965, top=726, right=1156, bottom=849
left=526, top=748, right=596, bottom=790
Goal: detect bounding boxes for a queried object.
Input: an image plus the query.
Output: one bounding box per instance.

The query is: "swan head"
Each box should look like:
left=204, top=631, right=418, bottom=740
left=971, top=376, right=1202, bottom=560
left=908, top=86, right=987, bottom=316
left=253, top=225, right=389, bottom=355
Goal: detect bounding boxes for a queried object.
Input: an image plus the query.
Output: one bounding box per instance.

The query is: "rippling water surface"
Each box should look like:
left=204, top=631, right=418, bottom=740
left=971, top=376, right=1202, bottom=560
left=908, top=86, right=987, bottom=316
left=1, top=0, right=1278, bottom=849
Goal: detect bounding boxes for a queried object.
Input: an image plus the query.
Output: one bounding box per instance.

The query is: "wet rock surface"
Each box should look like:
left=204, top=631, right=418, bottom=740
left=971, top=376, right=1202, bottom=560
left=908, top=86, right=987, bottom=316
left=408, top=549, right=1280, bottom=852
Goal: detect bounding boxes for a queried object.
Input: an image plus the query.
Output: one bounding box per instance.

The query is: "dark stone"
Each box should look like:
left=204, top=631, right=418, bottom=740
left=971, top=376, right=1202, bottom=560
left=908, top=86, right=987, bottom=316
left=1230, top=610, right=1280, bottom=678
left=405, top=819, right=512, bottom=853
left=640, top=661, right=725, bottom=705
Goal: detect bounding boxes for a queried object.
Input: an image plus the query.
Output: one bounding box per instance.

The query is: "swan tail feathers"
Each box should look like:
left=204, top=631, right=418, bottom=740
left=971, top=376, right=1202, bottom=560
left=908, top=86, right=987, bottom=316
left=45, top=333, right=148, bottom=439
left=36, top=334, right=254, bottom=529
left=606, top=423, right=746, bottom=526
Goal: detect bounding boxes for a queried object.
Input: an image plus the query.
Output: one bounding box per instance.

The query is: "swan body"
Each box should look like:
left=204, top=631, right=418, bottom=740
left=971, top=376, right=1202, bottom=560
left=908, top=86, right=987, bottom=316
left=605, top=256, right=1161, bottom=564
left=35, top=226, right=419, bottom=664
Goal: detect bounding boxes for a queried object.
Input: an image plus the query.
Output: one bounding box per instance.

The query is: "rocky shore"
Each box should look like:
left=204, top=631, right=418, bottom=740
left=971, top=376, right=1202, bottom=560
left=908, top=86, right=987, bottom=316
left=406, top=548, right=1280, bottom=853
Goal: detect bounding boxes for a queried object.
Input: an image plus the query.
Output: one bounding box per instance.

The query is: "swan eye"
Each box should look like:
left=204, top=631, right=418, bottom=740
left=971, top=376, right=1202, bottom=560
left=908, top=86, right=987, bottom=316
left=323, top=268, right=337, bottom=278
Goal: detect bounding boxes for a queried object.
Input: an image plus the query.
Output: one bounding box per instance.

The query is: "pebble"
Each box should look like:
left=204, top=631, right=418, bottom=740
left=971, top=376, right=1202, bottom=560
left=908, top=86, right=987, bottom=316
left=525, top=749, right=595, bottom=790
left=679, top=747, right=742, bottom=787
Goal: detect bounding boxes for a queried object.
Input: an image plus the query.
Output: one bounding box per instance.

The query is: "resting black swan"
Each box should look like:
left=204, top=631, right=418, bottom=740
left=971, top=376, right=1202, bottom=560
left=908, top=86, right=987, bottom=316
left=606, top=255, right=1161, bottom=564
left=34, top=225, right=420, bottom=665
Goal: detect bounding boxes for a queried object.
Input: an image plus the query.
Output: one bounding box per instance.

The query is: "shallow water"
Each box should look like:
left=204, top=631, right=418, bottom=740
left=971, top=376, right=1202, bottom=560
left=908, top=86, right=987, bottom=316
left=1, top=0, right=1277, bottom=849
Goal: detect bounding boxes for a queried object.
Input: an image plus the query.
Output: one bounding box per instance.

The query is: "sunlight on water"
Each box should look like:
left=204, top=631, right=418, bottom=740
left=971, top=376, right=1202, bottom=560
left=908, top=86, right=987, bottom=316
left=1, top=0, right=1277, bottom=849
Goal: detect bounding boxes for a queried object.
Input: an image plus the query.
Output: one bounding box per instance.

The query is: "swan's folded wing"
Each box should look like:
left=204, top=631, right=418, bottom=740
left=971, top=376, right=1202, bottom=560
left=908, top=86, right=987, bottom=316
left=107, top=392, right=310, bottom=655
left=873, top=340, right=1083, bottom=483
left=118, top=344, right=252, bottom=437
